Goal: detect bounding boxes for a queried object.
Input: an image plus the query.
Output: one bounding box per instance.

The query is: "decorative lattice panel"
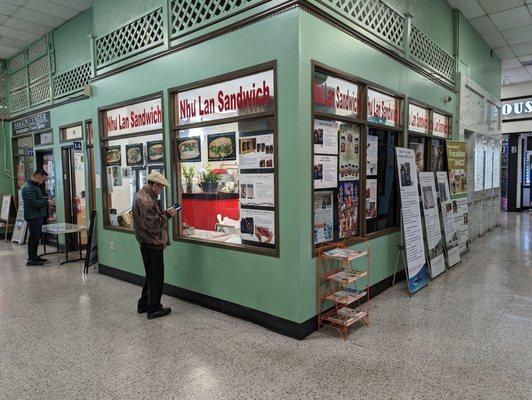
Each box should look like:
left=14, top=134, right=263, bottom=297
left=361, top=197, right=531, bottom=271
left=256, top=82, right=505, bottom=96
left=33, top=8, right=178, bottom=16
left=170, top=0, right=258, bottom=37
left=27, top=36, right=49, bottom=62
left=9, top=53, right=25, bottom=72
left=410, top=27, right=454, bottom=80
left=323, top=0, right=405, bottom=48
left=53, top=62, right=92, bottom=98
left=10, top=89, right=28, bottom=112
left=96, top=8, right=164, bottom=68
left=28, top=56, right=50, bottom=83
left=10, top=69, right=27, bottom=91
left=29, top=79, right=51, bottom=106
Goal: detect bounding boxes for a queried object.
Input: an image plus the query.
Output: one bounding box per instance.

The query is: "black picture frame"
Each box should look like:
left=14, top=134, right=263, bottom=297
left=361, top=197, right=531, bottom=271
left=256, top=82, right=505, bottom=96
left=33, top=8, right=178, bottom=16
left=207, top=131, right=237, bottom=161
left=147, top=140, right=164, bottom=164
left=105, top=145, right=122, bottom=165
left=125, top=143, right=144, bottom=166
left=176, top=136, right=202, bottom=162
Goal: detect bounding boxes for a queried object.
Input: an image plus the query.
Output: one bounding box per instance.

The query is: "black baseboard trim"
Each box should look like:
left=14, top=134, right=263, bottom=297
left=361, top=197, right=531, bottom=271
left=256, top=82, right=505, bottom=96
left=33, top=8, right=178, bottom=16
left=98, top=264, right=406, bottom=340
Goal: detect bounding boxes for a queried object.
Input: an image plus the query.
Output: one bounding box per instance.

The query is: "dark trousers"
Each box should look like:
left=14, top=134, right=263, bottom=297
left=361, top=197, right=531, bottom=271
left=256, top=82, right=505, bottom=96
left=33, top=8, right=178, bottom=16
left=138, top=247, right=164, bottom=313
left=26, top=218, right=43, bottom=261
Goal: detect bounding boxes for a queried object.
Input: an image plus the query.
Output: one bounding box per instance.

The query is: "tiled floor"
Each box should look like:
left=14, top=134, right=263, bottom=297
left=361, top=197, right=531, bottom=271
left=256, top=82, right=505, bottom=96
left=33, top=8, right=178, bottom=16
left=0, top=213, right=531, bottom=399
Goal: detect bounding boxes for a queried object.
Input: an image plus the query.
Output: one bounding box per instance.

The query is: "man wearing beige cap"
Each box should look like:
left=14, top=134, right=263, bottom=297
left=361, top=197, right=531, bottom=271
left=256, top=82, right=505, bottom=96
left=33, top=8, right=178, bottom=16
left=132, top=171, right=178, bottom=320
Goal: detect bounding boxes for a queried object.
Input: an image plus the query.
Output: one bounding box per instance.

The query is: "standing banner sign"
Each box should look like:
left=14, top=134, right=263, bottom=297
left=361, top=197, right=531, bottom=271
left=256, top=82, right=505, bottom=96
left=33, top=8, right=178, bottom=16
left=418, top=172, right=446, bottom=278
left=446, top=141, right=467, bottom=197
left=436, top=172, right=461, bottom=267
left=395, top=148, right=428, bottom=294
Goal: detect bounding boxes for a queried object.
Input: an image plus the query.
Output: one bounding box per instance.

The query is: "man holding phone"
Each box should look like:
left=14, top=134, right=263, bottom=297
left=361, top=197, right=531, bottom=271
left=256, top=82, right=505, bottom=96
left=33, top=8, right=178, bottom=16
left=132, top=171, right=180, bottom=320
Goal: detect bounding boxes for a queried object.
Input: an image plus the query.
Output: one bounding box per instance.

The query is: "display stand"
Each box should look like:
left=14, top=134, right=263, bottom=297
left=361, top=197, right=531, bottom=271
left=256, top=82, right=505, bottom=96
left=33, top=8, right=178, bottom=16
left=316, top=237, right=371, bottom=339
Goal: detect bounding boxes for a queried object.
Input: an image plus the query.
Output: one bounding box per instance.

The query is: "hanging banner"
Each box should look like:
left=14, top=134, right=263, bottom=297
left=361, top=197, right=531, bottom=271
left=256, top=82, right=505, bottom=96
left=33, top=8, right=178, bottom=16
left=395, top=147, right=428, bottom=294
left=435, top=172, right=461, bottom=267
left=419, top=172, right=446, bottom=278
left=446, top=140, right=467, bottom=197
left=452, top=197, right=469, bottom=255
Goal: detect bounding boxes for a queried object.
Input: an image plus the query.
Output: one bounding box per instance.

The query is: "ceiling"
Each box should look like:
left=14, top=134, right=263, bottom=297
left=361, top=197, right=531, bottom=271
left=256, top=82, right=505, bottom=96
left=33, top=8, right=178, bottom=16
left=447, top=0, right=532, bottom=87
left=0, top=0, right=91, bottom=60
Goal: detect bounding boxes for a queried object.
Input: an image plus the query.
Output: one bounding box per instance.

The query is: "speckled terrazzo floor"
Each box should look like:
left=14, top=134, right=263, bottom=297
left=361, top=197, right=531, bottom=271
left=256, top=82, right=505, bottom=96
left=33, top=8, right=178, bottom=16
left=0, top=212, right=531, bottom=400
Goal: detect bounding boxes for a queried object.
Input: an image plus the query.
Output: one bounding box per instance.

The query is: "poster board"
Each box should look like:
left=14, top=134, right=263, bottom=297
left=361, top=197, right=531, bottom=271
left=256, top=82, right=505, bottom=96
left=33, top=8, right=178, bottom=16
left=395, top=147, right=428, bottom=294
left=418, top=172, right=446, bottom=278
left=436, top=172, right=461, bottom=268
left=84, top=210, right=98, bottom=273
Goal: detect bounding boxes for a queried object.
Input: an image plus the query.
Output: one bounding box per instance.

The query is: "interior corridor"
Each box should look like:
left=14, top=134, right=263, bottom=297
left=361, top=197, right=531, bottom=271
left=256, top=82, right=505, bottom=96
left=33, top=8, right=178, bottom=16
left=0, top=213, right=530, bottom=400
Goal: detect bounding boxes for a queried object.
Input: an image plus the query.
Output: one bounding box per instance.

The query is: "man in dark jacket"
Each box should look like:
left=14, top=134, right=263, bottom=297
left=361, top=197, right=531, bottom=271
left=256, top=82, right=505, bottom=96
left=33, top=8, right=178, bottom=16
left=132, top=171, right=177, bottom=320
left=21, top=169, right=48, bottom=266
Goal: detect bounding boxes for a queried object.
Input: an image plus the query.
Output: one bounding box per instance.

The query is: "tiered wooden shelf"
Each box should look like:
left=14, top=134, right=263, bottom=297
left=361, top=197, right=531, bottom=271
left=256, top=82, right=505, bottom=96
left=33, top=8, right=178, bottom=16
left=316, top=238, right=371, bottom=339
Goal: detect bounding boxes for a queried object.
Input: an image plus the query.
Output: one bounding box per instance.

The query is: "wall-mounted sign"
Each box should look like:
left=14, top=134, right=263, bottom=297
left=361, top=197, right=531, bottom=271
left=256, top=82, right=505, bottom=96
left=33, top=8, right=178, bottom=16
left=177, top=70, right=274, bottom=125
left=408, top=104, right=429, bottom=134
left=367, top=89, right=398, bottom=127
left=501, top=97, right=532, bottom=120
left=313, top=71, right=359, bottom=118
left=12, top=111, right=51, bottom=136
left=104, top=97, right=162, bottom=137
left=432, top=112, right=450, bottom=138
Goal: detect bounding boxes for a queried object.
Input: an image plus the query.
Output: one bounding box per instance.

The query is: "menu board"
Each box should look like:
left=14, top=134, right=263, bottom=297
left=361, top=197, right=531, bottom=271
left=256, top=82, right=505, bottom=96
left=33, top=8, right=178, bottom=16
left=484, top=138, right=494, bottom=189
left=474, top=136, right=485, bottom=192
left=366, top=135, right=378, bottom=176
left=365, top=179, right=377, bottom=219
left=314, top=119, right=338, bottom=155
left=238, top=173, right=274, bottom=207
left=313, top=191, right=334, bottom=244
left=239, top=131, right=274, bottom=171
left=240, top=208, right=275, bottom=245
left=446, top=140, right=467, bottom=197
left=313, top=155, right=338, bottom=189
left=408, top=104, right=429, bottom=134
left=419, top=172, right=446, bottom=278
left=436, top=172, right=460, bottom=267
left=395, top=147, right=428, bottom=294
left=338, top=181, right=359, bottom=238
left=339, top=123, right=360, bottom=181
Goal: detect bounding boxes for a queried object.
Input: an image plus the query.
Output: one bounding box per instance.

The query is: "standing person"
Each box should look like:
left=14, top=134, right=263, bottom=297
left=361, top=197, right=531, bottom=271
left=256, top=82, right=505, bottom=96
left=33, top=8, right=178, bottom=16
left=132, top=171, right=177, bottom=320
left=21, top=169, right=49, bottom=266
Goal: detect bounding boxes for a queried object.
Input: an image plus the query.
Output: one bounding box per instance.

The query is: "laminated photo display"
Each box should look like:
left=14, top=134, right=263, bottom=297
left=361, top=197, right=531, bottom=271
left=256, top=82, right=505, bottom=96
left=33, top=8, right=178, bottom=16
left=240, top=208, right=275, bottom=245
left=395, top=147, right=428, bottom=294
left=418, top=172, right=445, bottom=278
left=313, top=191, right=334, bottom=244
left=339, top=124, right=360, bottom=181
left=313, top=155, right=338, bottom=189
left=313, top=119, right=338, bottom=155
left=338, top=181, right=359, bottom=238
left=435, top=171, right=460, bottom=267
left=238, top=173, right=274, bottom=207
left=239, top=131, right=274, bottom=171
left=365, top=178, right=377, bottom=219
left=366, top=135, right=378, bottom=176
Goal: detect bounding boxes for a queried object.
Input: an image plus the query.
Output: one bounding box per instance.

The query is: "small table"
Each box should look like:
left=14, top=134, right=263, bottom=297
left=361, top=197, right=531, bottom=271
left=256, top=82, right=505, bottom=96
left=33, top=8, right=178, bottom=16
left=42, top=223, right=87, bottom=265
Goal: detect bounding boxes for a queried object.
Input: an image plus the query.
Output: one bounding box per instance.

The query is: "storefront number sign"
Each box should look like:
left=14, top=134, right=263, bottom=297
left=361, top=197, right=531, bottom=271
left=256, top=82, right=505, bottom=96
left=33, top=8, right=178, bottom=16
left=12, top=111, right=51, bottom=136
left=367, top=89, right=398, bottom=127
left=104, top=98, right=162, bottom=137
left=395, top=147, right=428, bottom=295
left=408, top=104, right=429, bottom=134
left=432, top=112, right=450, bottom=138
left=177, top=70, right=274, bottom=125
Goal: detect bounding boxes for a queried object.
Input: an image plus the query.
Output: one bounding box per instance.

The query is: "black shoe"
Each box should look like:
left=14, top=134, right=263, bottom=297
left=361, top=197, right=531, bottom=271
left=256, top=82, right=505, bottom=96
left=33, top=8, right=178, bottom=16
left=137, top=305, right=148, bottom=314
left=35, top=256, right=47, bottom=262
left=26, top=260, right=44, bottom=266
left=147, top=307, right=171, bottom=320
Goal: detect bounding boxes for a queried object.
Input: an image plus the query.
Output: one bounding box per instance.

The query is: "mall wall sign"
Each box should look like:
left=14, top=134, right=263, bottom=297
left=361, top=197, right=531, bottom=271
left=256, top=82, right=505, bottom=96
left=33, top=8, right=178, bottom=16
left=12, top=111, right=51, bottom=136
left=501, top=97, right=532, bottom=121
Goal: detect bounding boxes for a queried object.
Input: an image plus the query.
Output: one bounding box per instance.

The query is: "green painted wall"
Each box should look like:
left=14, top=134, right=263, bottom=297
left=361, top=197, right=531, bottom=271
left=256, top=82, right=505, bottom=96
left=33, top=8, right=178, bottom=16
left=53, top=8, right=92, bottom=74
left=457, top=13, right=501, bottom=100
left=298, top=9, right=456, bottom=321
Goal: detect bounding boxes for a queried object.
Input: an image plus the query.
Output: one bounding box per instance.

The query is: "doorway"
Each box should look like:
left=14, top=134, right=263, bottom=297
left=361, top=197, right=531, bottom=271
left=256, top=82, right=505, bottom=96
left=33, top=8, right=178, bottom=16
left=61, top=146, right=88, bottom=246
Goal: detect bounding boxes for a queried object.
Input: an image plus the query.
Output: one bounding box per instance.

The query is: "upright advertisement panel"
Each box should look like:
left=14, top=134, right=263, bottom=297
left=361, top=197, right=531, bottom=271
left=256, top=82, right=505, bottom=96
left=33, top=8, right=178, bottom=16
left=418, top=172, right=446, bottom=278
left=395, top=148, right=428, bottom=294
left=436, top=172, right=461, bottom=267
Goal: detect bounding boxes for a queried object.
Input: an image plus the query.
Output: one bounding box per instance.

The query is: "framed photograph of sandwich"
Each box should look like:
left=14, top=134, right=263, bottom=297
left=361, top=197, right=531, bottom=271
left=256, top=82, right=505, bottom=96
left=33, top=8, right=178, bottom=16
left=105, top=145, right=122, bottom=165
left=125, top=143, right=144, bottom=166
left=177, top=137, right=201, bottom=162
left=207, top=131, right=237, bottom=161
left=147, top=141, right=164, bottom=164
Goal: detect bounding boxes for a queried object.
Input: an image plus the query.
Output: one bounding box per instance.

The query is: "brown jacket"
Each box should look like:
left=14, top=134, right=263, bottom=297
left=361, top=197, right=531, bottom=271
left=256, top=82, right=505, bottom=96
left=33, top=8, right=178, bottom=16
left=132, top=185, right=169, bottom=249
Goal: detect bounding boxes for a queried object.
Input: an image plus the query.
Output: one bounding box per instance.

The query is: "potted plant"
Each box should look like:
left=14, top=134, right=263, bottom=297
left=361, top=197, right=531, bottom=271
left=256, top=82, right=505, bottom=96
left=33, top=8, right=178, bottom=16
left=181, top=165, right=195, bottom=193
left=199, top=164, right=221, bottom=193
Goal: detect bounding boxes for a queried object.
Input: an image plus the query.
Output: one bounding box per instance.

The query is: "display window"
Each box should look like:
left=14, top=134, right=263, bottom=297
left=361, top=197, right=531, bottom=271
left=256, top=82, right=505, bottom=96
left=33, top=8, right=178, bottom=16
left=100, top=94, right=165, bottom=231
left=60, top=123, right=83, bottom=142
left=170, top=64, right=278, bottom=254
left=312, top=63, right=402, bottom=251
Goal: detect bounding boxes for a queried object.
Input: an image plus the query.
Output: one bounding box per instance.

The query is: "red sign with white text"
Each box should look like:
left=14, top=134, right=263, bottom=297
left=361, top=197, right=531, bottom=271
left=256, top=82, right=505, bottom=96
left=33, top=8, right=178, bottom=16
left=105, top=98, right=162, bottom=137
left=177, top=70, right=274, bottom=125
